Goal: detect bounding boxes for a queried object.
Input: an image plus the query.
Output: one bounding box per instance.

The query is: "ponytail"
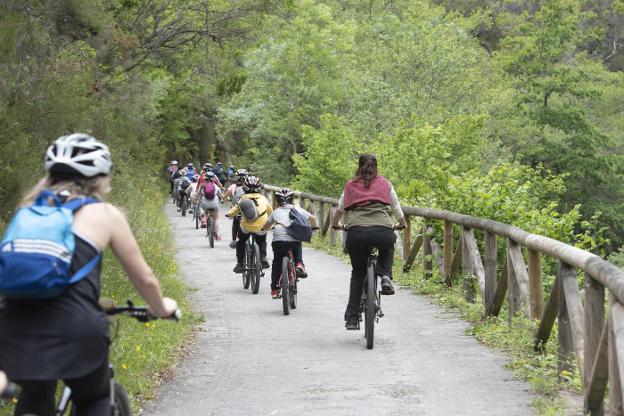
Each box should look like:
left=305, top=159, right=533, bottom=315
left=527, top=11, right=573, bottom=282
left=354, top=154, right=378, bottom=188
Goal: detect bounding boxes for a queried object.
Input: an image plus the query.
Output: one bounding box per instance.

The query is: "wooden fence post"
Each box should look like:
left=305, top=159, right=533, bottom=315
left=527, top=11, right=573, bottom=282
left=484, top=231, right=497, bottom=314
left=329, top=206, right=336, bottom=246
left=528, top=249, right=545, bottom=320
left=402, top=215, right=411, bottom=261
left=462, top=228, right=475, bottom=303
left=443, top=220, right=453, bottom=286
left=319, top=202, right=325, bottom=231
left=609, top=293, right=624, bottom=414
left=423, top=225, right=433, bottom=279
left=558, top=261, right=575, bottom=380
left=584, top=273, right=606, bottom=415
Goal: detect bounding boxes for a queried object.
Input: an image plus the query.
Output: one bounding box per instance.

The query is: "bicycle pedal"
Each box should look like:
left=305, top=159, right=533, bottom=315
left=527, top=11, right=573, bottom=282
left=378, top=309, right=384, bottom=318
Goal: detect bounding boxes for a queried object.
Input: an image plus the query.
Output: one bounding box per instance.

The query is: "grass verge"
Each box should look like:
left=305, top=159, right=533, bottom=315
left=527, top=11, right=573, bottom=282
left=1, top=175, right=200, bottom=414
left=309, top=231, right=583, bottom=416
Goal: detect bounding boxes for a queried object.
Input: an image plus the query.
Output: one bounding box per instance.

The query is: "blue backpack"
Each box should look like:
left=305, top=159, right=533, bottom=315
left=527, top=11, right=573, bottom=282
left=0, top=190, right=101, bottom=299
left=286, top=208, right=312, bottom=243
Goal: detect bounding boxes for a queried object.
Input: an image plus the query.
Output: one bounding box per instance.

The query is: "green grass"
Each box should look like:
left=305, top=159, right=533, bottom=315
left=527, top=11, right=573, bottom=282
left=1, top=176, right=200, bottom=413
left=309, top=231, right=583, bottom=415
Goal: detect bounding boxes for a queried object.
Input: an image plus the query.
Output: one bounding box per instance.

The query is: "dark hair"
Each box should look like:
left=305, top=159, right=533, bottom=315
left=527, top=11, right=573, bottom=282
left=354, top=154, right=378, bottom=188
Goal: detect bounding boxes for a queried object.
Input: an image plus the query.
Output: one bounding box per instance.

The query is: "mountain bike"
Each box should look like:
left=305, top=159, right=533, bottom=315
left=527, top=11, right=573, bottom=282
left=192, top=200, right=200, bottom=229
left=205, top=208, right=217, bottom=248
left=279, top=249, right=298, bottom=315
left=360, top=248, right=383, bottom=350
left=180, top=193, right=188, bottom=217
left=242, top=234, right=263, bottom=294
left=1, top=300, right=180, bottom=415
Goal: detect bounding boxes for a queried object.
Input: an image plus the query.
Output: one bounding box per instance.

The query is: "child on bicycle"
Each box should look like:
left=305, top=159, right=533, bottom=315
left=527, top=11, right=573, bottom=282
left=262, top=189, right=317, bottom=299
left=226, top=176, right=272, bottom=273
left=0, top=133, right=178, bottom=415
left=197, top=171, right=224, bottom=236
left=222, top=169, right=248, bottom=248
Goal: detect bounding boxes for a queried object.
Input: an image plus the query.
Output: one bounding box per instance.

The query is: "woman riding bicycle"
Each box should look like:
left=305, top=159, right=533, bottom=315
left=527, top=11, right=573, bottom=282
left=332, top=154, right=406, bottom=330
left=0, top=133, right=178, bottom=416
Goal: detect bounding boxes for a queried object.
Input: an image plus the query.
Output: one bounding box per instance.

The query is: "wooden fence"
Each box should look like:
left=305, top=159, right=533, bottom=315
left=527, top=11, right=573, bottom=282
left=263, top=184, right=624, bottom=415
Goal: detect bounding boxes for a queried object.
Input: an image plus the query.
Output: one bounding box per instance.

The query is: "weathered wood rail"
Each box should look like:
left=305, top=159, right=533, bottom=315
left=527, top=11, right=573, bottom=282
left=263, top=184, right=624, bottom=415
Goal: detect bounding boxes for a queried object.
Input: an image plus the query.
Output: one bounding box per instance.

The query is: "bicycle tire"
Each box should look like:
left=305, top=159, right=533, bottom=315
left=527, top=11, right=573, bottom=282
left=208, top=216, right=215, bottom=248
left=242, top=241, right=251, bottom=289
left=290, top=277, right=297, bottom=310
left=365, top=265, right=376, bottom=350
left=113, top=382, right=132, bottom=416
left=282, top=257, right=290, bottom=315
left=195, top=206, right=199, bottom=229
left=251, top=243, right=261, bottom=294
left=181, top=197, right=187, bottom=217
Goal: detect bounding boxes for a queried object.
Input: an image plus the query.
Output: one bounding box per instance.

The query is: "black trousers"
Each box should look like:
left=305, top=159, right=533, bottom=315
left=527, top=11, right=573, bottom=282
left=231, top=216, right=241, bottom=241
left=271, top=241, right=303, bottom=290
left=14, top=360, right=110, bottom=416
left=344, top=226, right=396, bottom=320
left=236, top=229, right=267, bottom=264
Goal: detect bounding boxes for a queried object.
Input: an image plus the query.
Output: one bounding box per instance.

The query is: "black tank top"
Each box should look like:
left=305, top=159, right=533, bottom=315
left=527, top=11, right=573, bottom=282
left=0, top=235, right=109, bottom=380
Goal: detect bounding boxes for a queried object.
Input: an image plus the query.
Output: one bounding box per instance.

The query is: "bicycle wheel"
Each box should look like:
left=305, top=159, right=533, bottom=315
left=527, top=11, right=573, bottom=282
left=208, top=216, right=215, bottom=248
left=181, top=196, right=187, bottom=217
left=365, top=265, right=376, bottom=350
left=290, top=276, right=297, bottom=310
left=282, top=257, right=290, bottom=315
left=251, top=243, right=261, bottom=294
left=113, top=382, right=132, bottom=416
left=195, top=206, right=199, bottom=229
left=242, top=242, right=251, bottom=289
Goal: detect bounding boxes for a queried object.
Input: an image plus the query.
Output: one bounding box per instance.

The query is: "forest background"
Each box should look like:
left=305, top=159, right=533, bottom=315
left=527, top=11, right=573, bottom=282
left=1, top=0, right=624, bottom=254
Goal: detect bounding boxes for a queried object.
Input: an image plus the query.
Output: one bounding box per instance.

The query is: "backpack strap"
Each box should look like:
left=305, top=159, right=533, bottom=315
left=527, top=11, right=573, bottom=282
left=62, top=197, right=100, bottom=212
left=68, top=253, right=101, bottom=284
left=35, top=190, right=61, bottom=207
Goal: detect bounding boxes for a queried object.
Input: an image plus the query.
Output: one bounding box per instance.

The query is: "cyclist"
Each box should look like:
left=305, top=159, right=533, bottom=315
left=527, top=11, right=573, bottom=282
left=166, top=160, right=178, bottom=194
left=198, top=171, right=223, bottom=235
left=0, top=133, right=178, bottom=415
left=213, top=162, right=227, bottom=186
left=176, top=169, right=192, bottom=212
left=331, top=154, right=406, bottom=330
left=226, top=176, right=272, bottom=273
left=262, top=189, right=317, bottom=299
left=222, top=169, right=248, bottom=249
left=185, top=163, right=196, bottom=181
left=185, top=174, right=200, bottom=214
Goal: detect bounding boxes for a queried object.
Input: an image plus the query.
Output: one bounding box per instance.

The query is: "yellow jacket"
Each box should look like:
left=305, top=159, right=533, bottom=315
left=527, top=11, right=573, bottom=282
left=226, top=193, right=273, bottom=233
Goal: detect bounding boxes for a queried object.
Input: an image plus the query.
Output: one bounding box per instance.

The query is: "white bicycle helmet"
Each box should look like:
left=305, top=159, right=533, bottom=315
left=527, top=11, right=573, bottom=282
left=45, top=133, right=112, bottom=177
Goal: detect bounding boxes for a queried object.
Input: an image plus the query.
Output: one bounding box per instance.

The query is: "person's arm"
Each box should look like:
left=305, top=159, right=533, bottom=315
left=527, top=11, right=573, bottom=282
left=226, top=203, right=240, bottom=218
left=108, top=206, right=177, bottom=317
left=262, top=213, right=275, bottom=231
left=308, top=214, right=318, bottom=228
left=332, top=192, right=345, bottom=228
left=223, top=186, right=233, bottom=200
left=389, top=184, right=407, bottom=229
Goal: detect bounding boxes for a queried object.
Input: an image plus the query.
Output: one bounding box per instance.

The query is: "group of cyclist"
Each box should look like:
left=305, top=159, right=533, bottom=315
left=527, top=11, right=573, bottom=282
left=0, top=130, right=405, bottom=414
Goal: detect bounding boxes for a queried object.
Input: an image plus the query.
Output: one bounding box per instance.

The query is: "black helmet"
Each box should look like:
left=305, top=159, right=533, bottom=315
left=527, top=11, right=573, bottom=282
left=205, top=171, right=216, bottom=180
left=276, top=188, right=294, bottom=206
left=235, top=168, right=248, bottom=181
left=243, top=175, right=262, bottom=193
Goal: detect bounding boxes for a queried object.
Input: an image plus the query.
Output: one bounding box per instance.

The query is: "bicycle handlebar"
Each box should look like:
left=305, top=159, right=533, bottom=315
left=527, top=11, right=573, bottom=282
left=99, top=299, right=182, bottom=322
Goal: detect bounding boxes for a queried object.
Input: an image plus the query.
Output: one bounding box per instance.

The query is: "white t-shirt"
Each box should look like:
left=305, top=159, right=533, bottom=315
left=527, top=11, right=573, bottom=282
left=268, top=205, right=311, bottom=242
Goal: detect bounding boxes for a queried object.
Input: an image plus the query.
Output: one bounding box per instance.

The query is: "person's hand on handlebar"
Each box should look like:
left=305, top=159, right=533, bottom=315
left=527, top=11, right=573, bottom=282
left=150, top=297, right=178, bottom=319
left=393, top=218, right=408, bottom=231
left=0, top=371, right=7, bottom=395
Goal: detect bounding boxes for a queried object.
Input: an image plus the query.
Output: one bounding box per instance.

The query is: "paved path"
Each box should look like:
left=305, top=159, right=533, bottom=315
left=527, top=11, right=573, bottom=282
left=145, top=203, right=534, bottom=416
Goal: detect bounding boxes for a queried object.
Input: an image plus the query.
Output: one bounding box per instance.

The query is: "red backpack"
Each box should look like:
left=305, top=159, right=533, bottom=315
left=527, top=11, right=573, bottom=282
left=203, top=181, right=216, bottom=199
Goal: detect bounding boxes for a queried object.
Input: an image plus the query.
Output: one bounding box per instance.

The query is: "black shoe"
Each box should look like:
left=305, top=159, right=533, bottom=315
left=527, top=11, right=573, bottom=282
left=380, top=275, right=395, bottom=295
left=261, top=259, right=270, bottom=269
left=345, top=317, right=359, bottom=330
left=229, top=241, right=237, bottom=249
left=233, top=263, right=243, bottom=274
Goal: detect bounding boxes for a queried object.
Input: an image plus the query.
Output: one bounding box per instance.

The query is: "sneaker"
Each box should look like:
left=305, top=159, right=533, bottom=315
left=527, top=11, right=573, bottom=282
left=233, top=263, right=244, bottom=274
left=380, top=275, right=395, bottom=295
left=295, top=262, right=307, bottom=279
left=261, top=259, right=270, bottom=269
left=200, top=223, right=207, bottom=228
left=271, top=289, right=280, bottom=299
left=345, top=317, right=359, bottom=330
left=229, top=241, right=237, bottom=249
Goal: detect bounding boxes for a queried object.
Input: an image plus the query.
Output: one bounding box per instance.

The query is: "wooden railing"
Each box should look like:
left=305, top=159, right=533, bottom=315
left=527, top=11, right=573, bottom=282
left=262, top=184, right=624, bottom=415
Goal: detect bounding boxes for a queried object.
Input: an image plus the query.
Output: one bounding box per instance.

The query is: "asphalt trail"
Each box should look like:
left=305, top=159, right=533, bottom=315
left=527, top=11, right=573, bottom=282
left=145, top=202, right=534, bottom=416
